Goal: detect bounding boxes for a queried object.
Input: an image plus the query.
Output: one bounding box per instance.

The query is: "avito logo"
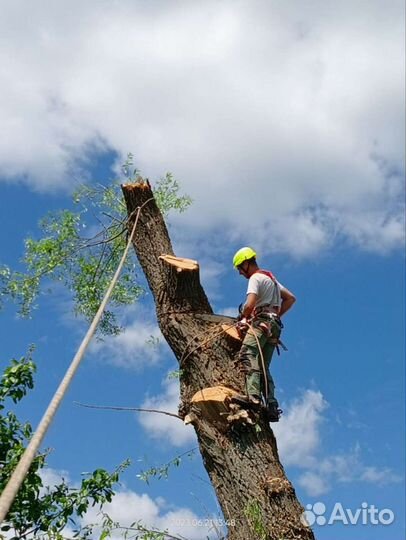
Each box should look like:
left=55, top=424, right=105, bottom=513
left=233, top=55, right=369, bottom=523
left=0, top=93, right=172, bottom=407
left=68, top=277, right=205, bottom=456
left=301, top=501, right=395, bottom=527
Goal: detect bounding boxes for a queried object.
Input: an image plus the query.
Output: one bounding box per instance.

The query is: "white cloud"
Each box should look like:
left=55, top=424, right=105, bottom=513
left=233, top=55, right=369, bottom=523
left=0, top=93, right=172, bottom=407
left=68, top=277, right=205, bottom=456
left=218, top=307, right=238, bottom=317
left=314, top=448, right=404, bottom=493
left=297, top=471, right=330, bottom=497
left=199, top=261, right=227, bottom=301
left=39, top=467, right=216, bottom=539
left=90, top=310, right=164, bottom=370
left=82, top=489, right=215, bottom=540
left=138, top=378, right=196, bottom=447
left=39, top=467, right=72, bottom=495
left=359, top=466, right=403, bottom=485
left=273, top=389, right=403, bottom=496
left=138, top=382, right=403, bottom=496
left=171, top=231, right=229, bottom=300
left=38, top=468, right=216, bottom=539
left=0, top=0, right=403, bottom=256
left=314, top=443, right=403, bottom=486
left=273, top=389, right=328, bottom=467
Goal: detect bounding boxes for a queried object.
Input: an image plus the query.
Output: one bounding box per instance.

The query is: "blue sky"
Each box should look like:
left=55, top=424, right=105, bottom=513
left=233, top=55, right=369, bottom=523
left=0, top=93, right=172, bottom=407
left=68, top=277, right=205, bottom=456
left=0, top=1, right=405, bottom=539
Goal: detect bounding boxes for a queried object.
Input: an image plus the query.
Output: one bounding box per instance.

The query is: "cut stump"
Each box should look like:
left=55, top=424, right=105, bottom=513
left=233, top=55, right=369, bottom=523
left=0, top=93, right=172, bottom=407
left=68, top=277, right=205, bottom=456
left=189, top=385, right=239, bottom=424
left=221, top=324, right=242, bottom=342
left=159, top=254, right=198, bottom=271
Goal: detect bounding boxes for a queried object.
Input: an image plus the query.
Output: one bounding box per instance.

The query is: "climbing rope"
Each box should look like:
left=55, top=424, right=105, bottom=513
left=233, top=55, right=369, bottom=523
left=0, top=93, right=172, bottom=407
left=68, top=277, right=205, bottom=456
left=179, top=321, right=238, bottom=366
left=246, top=321, right=269, bottom=402
left=179, top=318, right=272, bottom=403
left=0, top=199, right=153, bottom=525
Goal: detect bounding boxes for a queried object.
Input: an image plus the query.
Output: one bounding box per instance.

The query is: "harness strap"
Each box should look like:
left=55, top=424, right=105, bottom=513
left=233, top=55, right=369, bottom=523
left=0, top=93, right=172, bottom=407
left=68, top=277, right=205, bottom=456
left=269, top=337, right=288, bottom=354
left=253, top=269, right=281, bottom=314
left=253, top=304, right=280, bottom=317
left=254, top=268, right=276, bottom=282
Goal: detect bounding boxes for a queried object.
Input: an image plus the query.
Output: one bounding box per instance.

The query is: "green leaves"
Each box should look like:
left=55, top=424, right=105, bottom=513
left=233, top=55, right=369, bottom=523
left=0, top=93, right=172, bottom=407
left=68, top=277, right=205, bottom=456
left=167, top=369, right=183, bottom=380
left=0, top=155, right=195, bottom=534
left=0, top=351, right=197, bottom=538
left=86, top=513, right=174, bottom=540
left=0, top=353, right=125, bottom=538
left=0, top=265, right=11, bottom=310
left=0, top=155, right=192, bottom=336
left=2, top=209, right=81, bottom=319
left=244, top=499, right=267, bottom=540
left=0, top=346, right=36, bottom=405
left=137, top=448, right=196, bottom=484
left=154, top=173, right=192, bottom=216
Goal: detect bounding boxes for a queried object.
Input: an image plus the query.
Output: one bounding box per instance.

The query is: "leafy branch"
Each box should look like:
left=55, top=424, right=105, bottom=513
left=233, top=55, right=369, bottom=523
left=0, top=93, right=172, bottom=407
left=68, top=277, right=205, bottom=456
left=136, top=448, right=197, bottom=485
left=0, top=154, right=192, bottom=336
left=90, top=512, right=193, bottom=540
left=0, top=352, right=127, bottom=539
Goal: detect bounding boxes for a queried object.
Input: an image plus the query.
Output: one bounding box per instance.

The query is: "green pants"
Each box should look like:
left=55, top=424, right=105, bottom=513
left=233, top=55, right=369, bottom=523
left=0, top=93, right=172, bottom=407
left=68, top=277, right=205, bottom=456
left=239, top=318, right=282, bottom=405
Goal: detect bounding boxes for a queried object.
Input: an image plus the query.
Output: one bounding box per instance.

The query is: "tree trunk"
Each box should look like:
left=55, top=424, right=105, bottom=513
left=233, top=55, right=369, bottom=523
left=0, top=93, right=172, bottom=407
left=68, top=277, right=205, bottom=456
left=122, top=181, right=315, bottom=540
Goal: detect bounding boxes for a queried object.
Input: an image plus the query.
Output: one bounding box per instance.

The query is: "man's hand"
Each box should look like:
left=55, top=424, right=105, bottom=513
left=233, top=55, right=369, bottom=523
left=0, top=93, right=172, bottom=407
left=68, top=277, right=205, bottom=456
left=236, top=317, right=249, bottom=338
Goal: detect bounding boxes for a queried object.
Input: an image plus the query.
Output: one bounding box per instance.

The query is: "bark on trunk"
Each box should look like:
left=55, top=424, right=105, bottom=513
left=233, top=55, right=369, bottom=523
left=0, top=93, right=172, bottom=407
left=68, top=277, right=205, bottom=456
left=122, top=181, right=315, bottom=540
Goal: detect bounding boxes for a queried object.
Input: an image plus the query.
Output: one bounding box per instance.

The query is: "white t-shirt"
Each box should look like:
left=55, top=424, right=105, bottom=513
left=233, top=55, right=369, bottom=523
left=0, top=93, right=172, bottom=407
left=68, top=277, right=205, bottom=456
left=246, top=272, right=282, bottom=309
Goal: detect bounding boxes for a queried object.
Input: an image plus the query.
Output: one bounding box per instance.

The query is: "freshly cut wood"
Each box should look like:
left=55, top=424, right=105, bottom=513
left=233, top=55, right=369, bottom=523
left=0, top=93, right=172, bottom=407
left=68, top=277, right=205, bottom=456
left=190, top=385, right=239, bottom=424
left=157, top=254, right=205, bottom=312
left=227, top=406, right=254, bottom=425
left=159, top=254, right=198, bottom=271
left=221, top=323, right=242, bottom=342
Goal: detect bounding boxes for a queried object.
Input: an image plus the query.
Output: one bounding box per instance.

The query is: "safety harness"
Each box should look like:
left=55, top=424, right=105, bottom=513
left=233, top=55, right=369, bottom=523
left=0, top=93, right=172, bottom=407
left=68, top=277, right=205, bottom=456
left=235, top=267, right=287, bottom=416
left=247, top=269, right=288, bottom=354
left=253, top=269, right=279, bottom=313
left=254, top=268, right=276, bottom=280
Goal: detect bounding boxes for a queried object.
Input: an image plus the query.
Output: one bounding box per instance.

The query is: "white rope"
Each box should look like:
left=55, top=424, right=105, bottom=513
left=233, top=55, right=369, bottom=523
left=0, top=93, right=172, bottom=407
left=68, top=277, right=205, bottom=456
left=0, top=203, right=147, bottom=524
left=246, top=321, right=269, bottom=401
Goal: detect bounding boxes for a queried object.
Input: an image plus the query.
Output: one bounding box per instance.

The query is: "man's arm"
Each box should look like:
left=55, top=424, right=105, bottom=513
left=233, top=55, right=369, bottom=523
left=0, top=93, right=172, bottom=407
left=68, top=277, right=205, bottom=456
left=241, top=293, right=257, bottom=319
left=279, top=286, right=296, bottom=317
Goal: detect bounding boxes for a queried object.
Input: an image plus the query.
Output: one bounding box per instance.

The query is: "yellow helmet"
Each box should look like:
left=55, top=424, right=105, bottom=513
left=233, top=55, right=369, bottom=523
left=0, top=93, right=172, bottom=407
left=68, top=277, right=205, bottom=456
left=233, top=247, right=257, bottom=268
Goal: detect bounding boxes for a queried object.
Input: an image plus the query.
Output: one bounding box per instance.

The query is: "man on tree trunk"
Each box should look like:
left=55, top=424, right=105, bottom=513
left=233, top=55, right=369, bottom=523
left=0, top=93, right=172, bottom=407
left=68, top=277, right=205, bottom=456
left=232, top=247, right=296, bottom=422
left=122, top=181, right=315, bottom=540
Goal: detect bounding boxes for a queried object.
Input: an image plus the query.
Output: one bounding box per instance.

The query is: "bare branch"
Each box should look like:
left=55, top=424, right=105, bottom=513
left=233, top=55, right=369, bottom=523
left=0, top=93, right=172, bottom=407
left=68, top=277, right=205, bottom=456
left=108, top=524, right=192, bottom=540
left=74, top=402, right=182, bottom=420
left=82, top=226, right=127, bottom=248
left=102, top=211, right=127, bottom=225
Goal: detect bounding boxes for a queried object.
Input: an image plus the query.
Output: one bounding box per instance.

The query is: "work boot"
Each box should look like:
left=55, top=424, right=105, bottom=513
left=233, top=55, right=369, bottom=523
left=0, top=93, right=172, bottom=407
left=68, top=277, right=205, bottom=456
left=231, top=394, right=261, bottom=410
left=266, top=400, right=282, bottom=423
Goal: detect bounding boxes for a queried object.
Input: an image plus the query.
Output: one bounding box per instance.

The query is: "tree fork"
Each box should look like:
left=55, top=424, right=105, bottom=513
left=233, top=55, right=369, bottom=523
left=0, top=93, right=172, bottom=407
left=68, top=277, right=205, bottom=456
left=122, top=181, right=315, bottom=540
